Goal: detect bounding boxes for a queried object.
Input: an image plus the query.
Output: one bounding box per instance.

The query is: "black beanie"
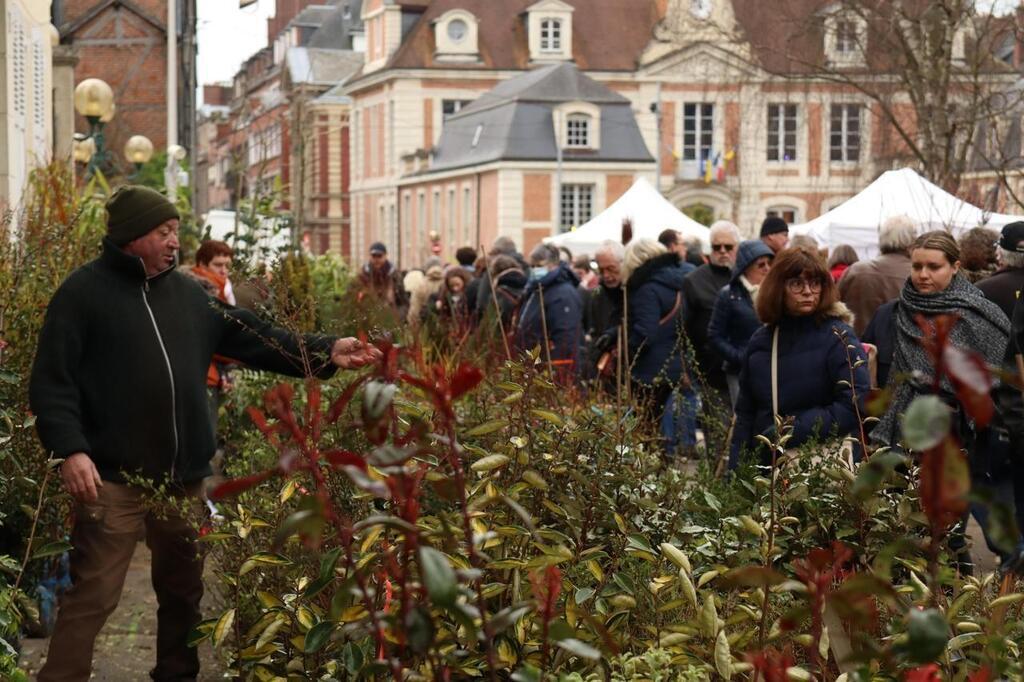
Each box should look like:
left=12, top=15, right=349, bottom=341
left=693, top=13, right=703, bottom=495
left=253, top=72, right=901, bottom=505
left=105, top=185, right=180, bottom=247
left=760, top=216, right=789, bottom=237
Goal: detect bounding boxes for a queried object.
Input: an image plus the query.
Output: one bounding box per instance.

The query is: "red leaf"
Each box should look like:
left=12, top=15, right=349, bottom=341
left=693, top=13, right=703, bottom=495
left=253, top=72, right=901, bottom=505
left=323, top=449, right=367, bottom=471
left=209, top=468, right=278, bottom=500
left=942, top=344, right=994, bottom=427
left=529, top=565, right=562, bottom=623
left=919, top=436, right=970, bottom=530
left=325, top=375, right=369, bottom=424
left=246, top=407, right=280, bottom=447
left=744, top=647, right=795, bottom=682
left=968, top=666, right=993, bottom=682
left=905, top=664, right=942, bottom=682
left=449, top=362, right=484, bottom=400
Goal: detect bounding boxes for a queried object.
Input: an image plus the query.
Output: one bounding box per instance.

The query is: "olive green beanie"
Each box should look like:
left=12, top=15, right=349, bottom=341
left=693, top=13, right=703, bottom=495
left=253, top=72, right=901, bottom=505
left=105, top=185, right=180, bottom=247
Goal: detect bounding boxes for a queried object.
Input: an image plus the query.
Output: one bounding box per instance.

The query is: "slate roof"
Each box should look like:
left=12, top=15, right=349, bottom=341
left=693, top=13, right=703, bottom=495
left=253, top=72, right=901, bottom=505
left=426, top=62, right=653, bottom=173
left=287, top=47, right=365, bottom=86
left=307, top=1, right=365, bottom=50
left=385, top=0, right=661, bottom=72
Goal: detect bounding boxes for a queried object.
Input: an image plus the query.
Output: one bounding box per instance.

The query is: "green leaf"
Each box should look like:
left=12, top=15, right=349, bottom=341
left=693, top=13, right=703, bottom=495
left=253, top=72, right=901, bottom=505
left=489, top=603, right=532, bottom=635
left=304, top=620, right=335, bottom=654
left=903, top=608, right=948, bottom=664
left=511, top=663, right=542, bottom=682
left=418, top=545, right=458, bottom=608
left=465, top=420, right=507, bottom=437
left=470, top=454, right=510, bottom=472
left=31, top=540, right=72, bottom=560
left=714, top=629, right=732, bottom=679
left=554, top=637, right=600, bottom=661
left=212, top=608, right=235, bottom=648
left=186, top=617, right=218, bottom=647
left=530, top=409, right=564, bottom=426
left=405, top=604, right=436, bottom=654
left=575, top=587, right=595, bottom=605
left=901, top=396, right=951, bottom=451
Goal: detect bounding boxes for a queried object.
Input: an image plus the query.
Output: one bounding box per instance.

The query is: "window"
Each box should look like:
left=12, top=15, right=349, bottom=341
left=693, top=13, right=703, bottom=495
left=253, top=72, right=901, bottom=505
left=447, top=188, right=456, bottom=242
left=682, top=103, right=714, bottom=161
left=447, top=19, right=467, bottom=43
left=463, top=187, right=472, bottom=242
left=830, top=104, right=861, bottom=162
left=767, top=104, right=798, bottom=162
left=835, top=20, right=857, bottom=53
left=560, top=184, right=593, bottom=232
left=418, top=192, right=426, bottom=231
left=403, top=194, right=411, bottom=231
left=442, top=99, right=470, bottom=119
left=540, top=19, right=561, bottom=52
left=565, top=114, right=590, bottom=148
left=433, top=189, right=441, bottom=230
left=766, top=207, right=798, bottom=224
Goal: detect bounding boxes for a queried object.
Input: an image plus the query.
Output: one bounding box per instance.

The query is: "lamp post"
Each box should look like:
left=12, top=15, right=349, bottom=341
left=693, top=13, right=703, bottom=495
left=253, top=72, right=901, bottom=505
left=73, top=78, right=115, bottom=177
left=124, top=135, right=154, bottom=179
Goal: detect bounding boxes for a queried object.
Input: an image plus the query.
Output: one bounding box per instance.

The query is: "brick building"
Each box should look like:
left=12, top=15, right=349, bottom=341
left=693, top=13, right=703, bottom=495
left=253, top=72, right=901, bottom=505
left=53, top=0, right=197, bottom=167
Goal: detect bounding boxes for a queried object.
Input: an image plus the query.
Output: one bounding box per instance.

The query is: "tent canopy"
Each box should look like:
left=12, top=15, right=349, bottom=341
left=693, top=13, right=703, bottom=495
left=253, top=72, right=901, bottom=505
left=790, top=168, right=1018, bottom=259
left=546, top=177, right=710, bottom=257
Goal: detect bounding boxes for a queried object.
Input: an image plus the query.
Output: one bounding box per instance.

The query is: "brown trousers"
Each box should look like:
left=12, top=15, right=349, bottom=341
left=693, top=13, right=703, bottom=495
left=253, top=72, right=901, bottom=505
left=37, top=481, right=204, bottom=682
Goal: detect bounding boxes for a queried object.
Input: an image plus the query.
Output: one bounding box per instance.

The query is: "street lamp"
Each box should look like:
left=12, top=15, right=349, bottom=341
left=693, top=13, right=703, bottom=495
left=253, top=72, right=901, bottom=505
left=73, top=78, right=115, bottom=176
left=124, top=135, right=154, bottom=178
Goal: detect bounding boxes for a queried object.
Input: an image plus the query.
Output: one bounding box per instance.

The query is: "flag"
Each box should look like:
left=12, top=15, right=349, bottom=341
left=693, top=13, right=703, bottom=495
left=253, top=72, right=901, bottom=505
left=703, top=151, right=713, bottom=184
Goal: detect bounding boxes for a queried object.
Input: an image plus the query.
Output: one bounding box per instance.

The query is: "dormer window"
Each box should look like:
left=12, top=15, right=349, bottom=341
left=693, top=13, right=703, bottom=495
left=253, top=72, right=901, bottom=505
left=823, top=11, right=865, bottom=66
left=555, top=101, right=600, bottom=150
left=540, top=19, right=561, bottom=52
left=434, top=10, right=479, bottom=62
left=527, top=0, right=574, bottom=62
left=565, top=114, right=589, bottom=147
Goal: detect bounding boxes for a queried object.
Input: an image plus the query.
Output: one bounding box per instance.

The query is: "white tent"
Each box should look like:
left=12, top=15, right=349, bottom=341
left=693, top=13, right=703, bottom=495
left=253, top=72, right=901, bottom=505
left=546, top=177, right=710, bottom=257
left=790, top=168, right=1019, bottom=259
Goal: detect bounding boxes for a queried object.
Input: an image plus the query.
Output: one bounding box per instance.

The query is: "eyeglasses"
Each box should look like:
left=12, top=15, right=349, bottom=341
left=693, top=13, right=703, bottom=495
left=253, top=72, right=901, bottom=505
left=785, top=277, right=822, bottom=293
left=711, top=243, right=736, bottom=252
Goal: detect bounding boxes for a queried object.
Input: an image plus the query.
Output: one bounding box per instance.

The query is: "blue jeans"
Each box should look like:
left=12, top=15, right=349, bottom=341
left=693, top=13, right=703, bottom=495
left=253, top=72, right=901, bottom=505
left=661, top=387, right=699, bottom=455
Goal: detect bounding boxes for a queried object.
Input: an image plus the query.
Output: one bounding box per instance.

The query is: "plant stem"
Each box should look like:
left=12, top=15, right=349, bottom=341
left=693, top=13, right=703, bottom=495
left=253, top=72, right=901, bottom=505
left=14, top=461, right=52, bottom=593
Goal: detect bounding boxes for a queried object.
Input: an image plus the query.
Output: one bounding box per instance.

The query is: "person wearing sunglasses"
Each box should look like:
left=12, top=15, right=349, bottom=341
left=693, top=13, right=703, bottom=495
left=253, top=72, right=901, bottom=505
left=681, top=221, right=740, bottom=436
left=727, top=246, right=870, bottom=471
left=708, top=240, right=774, bottom=408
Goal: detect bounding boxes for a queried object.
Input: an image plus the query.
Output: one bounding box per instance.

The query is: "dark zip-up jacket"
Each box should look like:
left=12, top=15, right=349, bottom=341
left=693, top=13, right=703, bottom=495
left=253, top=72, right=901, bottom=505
left=29, top=239, right=337, bottom=485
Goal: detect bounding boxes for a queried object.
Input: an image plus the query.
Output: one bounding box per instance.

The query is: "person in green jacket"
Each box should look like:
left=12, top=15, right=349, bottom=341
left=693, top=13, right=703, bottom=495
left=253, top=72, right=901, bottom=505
left=29, top=186, right=379, bottom=682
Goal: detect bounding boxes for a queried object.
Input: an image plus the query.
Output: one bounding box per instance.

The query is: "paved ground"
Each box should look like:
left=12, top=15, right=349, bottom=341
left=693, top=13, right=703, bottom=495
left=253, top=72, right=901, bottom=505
left=18, top=542, right=224, bottom=681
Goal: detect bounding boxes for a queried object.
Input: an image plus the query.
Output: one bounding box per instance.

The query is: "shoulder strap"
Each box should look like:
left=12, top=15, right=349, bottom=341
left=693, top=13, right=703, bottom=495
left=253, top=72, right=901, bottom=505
left=771, top=326, right=780, bottom=419
left=658, top=291, right=683, bottom=326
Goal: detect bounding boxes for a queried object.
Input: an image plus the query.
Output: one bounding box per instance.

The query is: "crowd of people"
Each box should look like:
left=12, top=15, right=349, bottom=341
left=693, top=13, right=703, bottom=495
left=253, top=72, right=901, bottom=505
left=357, top=214, right=1024, bottom=572
left=24, top=183, right=1024, bottom=679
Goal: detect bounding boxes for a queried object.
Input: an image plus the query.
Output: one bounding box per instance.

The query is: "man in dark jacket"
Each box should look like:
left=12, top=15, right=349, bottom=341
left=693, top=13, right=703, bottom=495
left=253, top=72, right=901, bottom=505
left=515, top=243, right=582, bottom=380
left=681, top=221, right=739, bottom=393
left=356, top=241, right=409, bottom=320
left=978, top=221, right=1024, bottom=319
left=29, top=186, right=379, bottom=682
left=583, top=241, right=625, bottom=375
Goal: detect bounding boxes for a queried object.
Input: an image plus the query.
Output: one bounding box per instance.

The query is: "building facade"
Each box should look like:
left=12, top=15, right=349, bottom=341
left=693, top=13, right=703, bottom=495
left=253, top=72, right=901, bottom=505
left=1, top=0, right=56, bottom=212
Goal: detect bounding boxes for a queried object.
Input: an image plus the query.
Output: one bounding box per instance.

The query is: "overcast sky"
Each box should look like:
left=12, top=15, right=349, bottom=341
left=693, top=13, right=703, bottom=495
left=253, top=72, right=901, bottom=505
left=196, top=0, right=276, bottom=106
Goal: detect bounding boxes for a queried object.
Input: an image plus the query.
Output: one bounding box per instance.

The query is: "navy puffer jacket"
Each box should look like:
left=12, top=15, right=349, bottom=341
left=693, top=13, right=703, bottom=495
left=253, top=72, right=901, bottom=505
left=728, top=304, right=869, bottom=469
left=625, top=252, right=695, bottom=385
left=515, top=263, right=583, bottom=364
left=708, top=240, right=774, bottom=372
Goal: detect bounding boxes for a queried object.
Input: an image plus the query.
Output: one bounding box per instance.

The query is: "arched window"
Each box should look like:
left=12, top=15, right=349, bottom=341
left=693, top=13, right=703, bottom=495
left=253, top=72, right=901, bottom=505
left=540, top=19, right=561, bottom=52
left=565, top=113, right=590, bottom=148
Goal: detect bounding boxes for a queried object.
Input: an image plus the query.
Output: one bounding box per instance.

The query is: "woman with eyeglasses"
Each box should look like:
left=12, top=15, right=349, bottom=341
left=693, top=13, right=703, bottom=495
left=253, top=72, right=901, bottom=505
left=708, top=240, right=775, bottom=407
left=727, top=247, right=870, bottom=470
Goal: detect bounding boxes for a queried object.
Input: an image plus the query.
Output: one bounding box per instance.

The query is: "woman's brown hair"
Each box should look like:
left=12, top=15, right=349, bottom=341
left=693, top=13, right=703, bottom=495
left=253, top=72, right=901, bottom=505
left=911, top=230, right=960, bottom=265
left=755, top=246, right=838, bottom=325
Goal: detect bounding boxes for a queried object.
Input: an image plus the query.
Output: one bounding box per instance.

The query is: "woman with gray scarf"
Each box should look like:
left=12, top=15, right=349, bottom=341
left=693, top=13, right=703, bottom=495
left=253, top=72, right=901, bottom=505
left=871, top=231, right=1014, bottom=571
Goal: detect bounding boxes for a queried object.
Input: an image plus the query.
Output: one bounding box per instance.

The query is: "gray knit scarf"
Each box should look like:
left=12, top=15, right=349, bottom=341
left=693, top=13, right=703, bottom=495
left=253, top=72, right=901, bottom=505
left=871, top=274, right=1010, bottom=446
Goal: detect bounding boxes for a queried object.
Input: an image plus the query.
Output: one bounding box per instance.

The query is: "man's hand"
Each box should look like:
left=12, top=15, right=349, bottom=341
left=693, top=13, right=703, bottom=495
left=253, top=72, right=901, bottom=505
left=62, top=452, right=103, bottom=503
left=331, top=337, right=383, bottom=370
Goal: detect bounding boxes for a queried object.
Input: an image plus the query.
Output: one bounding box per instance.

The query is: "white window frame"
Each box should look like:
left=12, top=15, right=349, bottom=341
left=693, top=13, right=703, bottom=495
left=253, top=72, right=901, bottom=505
left=565, top=114, right=590, bottom=148
left=829, top=103, right=861, bottom=163
left=559, top=184, right=593, bottom=232
left=766, top=206, right=799, bottom=224
left=767, top=103, right=798, bottom=162
left=540, top=19, right=561, bottom=52
left=682, top=102, right=714, bottom=162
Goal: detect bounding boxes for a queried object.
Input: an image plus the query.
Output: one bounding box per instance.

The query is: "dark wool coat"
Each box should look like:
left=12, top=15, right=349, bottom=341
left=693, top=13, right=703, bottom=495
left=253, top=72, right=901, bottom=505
left=515, top=264, right=583, bottom=363
left=29, top=239, right=337, bottom=485
left=861, top=299, right=898, bottom=389
left=681, top=263, right=732, bottom=387
left=977, top=267, right=1024, bottom=320
left=707, top=241, right=773, bottom=373
left=625, top=252, right=695, bottom=385
left=728, top=304, right=869, bottom=469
